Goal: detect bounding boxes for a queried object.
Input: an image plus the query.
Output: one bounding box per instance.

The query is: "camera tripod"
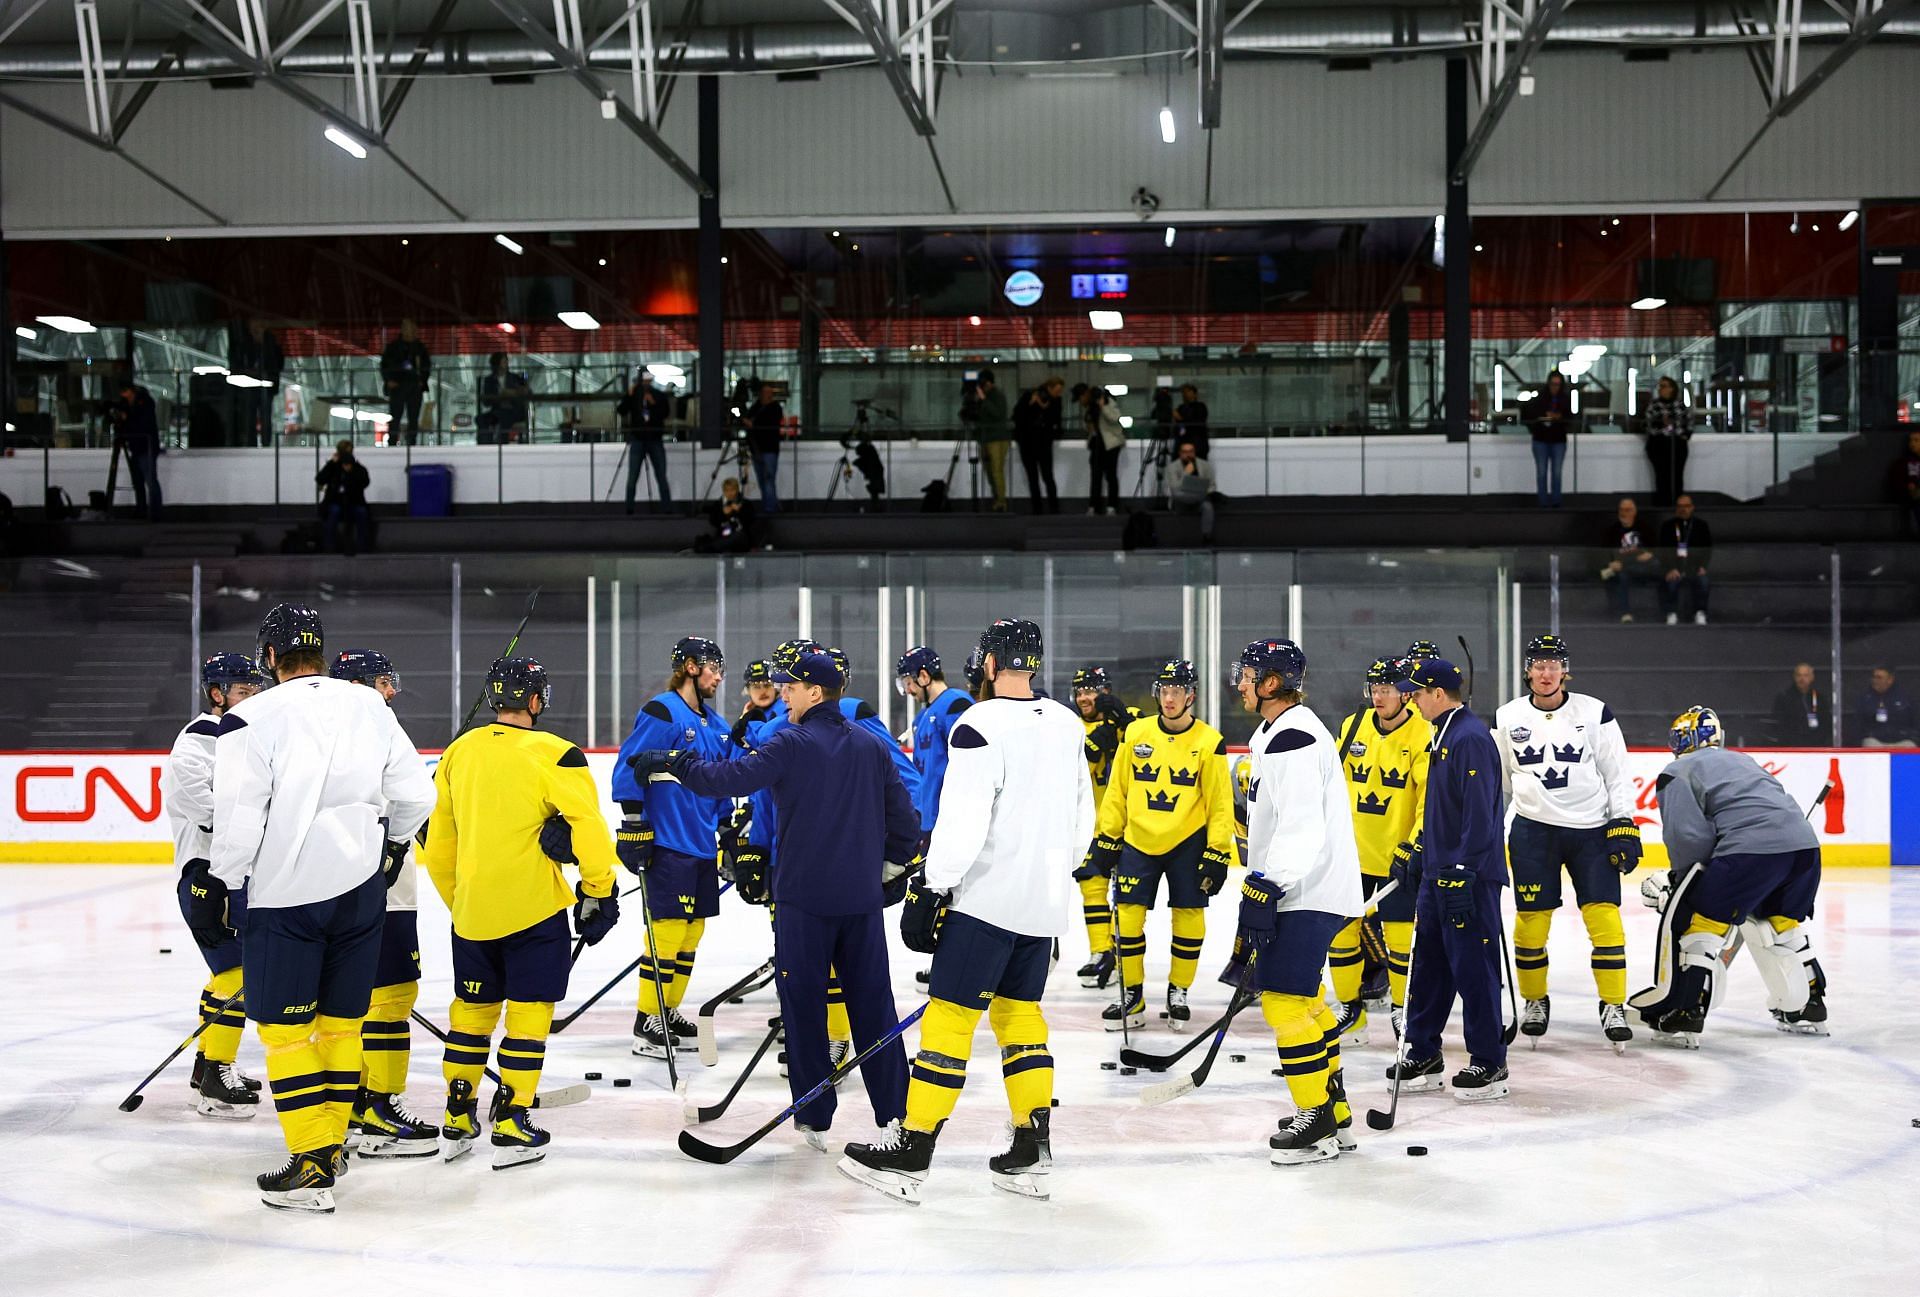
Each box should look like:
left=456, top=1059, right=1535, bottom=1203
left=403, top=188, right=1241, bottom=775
left=1131, top=430, right=1172, bottom=502
left=703, top=438, right=753, bottom=502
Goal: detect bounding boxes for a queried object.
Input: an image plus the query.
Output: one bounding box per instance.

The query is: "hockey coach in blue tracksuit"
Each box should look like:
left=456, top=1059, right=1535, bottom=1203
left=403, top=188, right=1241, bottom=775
left=628, top=650, right=924, bottom=1149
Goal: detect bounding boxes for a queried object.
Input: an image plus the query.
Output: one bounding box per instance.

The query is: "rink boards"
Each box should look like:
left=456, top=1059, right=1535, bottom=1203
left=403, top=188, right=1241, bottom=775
left=3, top=745, right=1914, bottom=866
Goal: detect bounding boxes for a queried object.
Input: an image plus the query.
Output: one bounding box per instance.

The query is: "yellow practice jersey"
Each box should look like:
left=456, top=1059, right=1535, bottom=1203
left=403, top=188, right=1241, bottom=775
left=419, top=723, right=618, bottom=942
left=1097, top=714, right=1235, bottom=857
left=1335, top=705, right=1432, bottom=876
left=1084, top=705, right=1143, bottom=791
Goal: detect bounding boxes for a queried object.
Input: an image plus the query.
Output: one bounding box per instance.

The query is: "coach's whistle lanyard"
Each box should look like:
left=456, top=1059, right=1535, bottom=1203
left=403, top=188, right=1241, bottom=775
left=1429, top=705, right=1461, bottom=755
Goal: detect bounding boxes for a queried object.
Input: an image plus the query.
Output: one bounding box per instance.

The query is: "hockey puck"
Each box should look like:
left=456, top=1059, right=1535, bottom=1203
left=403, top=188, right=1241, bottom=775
left=1912, top=1118, right=1920, bottom=1128
left=728, top=997, right=745, bottom=1005
left=1119, top=1066, right=1137, bottom=1076
left=1406, top=1145, right=1428, bottom=1156
left=585, top=1071, right=603, bottom=1081
left=1051, top=1098, right=1060, bottom=1107
left=158, top=947, right=172, bottom=954
left=1229, top=1053, right=1245, bottom=1063
left=1158, top=1011, right=1169, bottom=1019
left=1100, top=1061, right=1118, bottom=1071
left=612, top=1078, right=632, bottom=1088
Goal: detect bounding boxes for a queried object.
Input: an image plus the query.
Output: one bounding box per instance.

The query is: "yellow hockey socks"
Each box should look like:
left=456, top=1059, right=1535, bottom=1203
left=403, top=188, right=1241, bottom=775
left=1328, top=918, right=1364, bottom=1004
left=314, top=1015, right=363, bottom=1145
left=442, top=998, right=502, bottom=1092
left=1383, top=921, right=1413, bottom=1007
left=198, top=967, right=246, bottom=1065
left=1116, top=904, right=1148, bottom=996
left=1262, top=991, right=1332, bottom=1111
left=361, top=980, right=418, bottom=1095
left=258, top=1021, right=333, bottom=1155
left=497, top=1001, right=554, bottom=1108
left=990, top=997, right=1053, bottom=1127
left=1581, top=902, right=1628, bottom=1004
left=1169, top=907, right=1205, bottom=990
left=1079, top=876, right=1113, bottom=954
left=668, top=917, right=706, bottom=1010
left=636, top=917, right=689, bottom=1015
left=826, top=971, right=850, bottom=1043
left=904, top=997, right=981, bottom=1133
left=1513, top=909, right=1553, bottom=1002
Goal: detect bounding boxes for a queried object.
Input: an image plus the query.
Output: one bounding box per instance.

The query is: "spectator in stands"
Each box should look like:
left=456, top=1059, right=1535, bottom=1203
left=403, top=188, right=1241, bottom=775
left=1174, top=383, right=1210, bottom=458
left=1085, top=385, right=1125, bottom=516
left=971, top=369, right=1011, bottom=512
left=696, top=476, right=757, bottom=554
left=380, top=318, right=431, bottom=445
left=746, top=382, right=784, bottom=514
left=1011, top=376, right=1063, bottom=514
left=315, top=438, right=372, bottom=555
left=109, top=381, right=163, bottom=521
left=1165, top=438, right=1220, bottom=544
left=1892, top=429, right=1920, bottom=538
left=618, top=370, right=671, bottom=511
left=1599, top=495, right=1658, bottom=622
left=230, top=319, right=284, bottom=446
left=1656, top=493, right=1712, bottom=624
left=1768, top=662, right=1827, bottom=745
left=1524, top=369, right=1573, bottom=508
left=1642, top=376, right=1692, bottom=506
left=1854, top=666, right=1916, bottom=748
left=476, top=352, right=530, bottom=445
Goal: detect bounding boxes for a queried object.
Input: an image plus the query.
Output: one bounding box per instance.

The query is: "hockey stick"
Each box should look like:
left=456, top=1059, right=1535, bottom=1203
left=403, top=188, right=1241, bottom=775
left=457, top=587, right=542, bottom=735
left=407, top=1010, right=588, bottom=1109
left=683, top=1017, right=782, bottom=1124
left=1366, top=914, right=1423, bottom=1130
left=1497, top=923, right=1521, bottom=1047
left=117, top=988, right=245, bottom=1112
left=634, top=882, right=679, bottom=1089
left=1138, top=985, right=1257, bottom=1106
left=678, top=1002, right=927, bottom=1165
left=552, top=879, right=734, bottom=1035
left=1456, top=635, right=1475, bottom=703
left=697, top=957, right=776, bottom=1067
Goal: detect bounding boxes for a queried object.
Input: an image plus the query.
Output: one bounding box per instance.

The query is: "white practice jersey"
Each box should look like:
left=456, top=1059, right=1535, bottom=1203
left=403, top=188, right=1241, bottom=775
left=160, top=712, right=223, bottom=868
left=211, top=675, right=434, bottom=909
left=1493, top=691, right=1633, bottom=829
left=921, top=693, right=1096, bottom=939
left=1244, top=704, right=1364, bottom=918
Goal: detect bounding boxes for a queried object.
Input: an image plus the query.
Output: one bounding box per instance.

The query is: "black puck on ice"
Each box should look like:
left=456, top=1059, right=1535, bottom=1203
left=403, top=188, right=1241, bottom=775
left=1158, top=1011, right=1169, bottom=1019
left=158, top=947, right=172, bottom=954
left=728, top=997, right=746, bottom=1005
left=612, top=1077, right=632, bottom=1088
left=1100, top=1061, right=1118, bottom=1071
left=1229, top=1053, right=1245, bottom=1063
left=1406, top=1145, right=1428, bottom=1157
left=1119, top=1066, right=1137, bottom=1076
left=1051, top=1098, right=1060, bottom=1107
left=585, top=1071, right=603, bottom=1081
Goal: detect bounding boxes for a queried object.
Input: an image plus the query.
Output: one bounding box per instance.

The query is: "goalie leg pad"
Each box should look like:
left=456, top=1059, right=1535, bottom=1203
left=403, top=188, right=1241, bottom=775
left=1740, top=918, right=1811, bottom=1015
left=1630, top=859, right=1723, bottom=1028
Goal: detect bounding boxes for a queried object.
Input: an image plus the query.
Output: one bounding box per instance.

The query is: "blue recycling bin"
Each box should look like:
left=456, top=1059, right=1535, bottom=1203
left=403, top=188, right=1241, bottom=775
left=407, top=463, right=453, bottom=517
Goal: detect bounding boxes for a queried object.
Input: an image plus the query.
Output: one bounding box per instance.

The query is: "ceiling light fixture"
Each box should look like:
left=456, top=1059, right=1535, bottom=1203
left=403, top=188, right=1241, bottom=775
left=1158, top=106, right=1176, bottom=143
left=495, top=234, right=525, bottom=255
left=1088, top=310, right=1124, bottom=331
left=323, top=126, right=367, bottom=159
left=1838, top=210, right=1859, bottom=232
left=558, top=310, right=600, bottom=330
left=36, top=315, right=95, bottom=333
left=1630, top=296, right=1667, bottom=311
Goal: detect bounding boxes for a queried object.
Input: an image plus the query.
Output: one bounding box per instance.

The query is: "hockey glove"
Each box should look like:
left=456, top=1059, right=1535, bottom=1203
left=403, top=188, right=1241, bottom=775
left=882, top=837, right=928, bottom=908
left=1604, top=817, right=1644, bottom=874
left=715, top=803, right=750, bottom=881
left=1389, top=835, right=1423, bottom=895
left=1087, top=834, right=1124, bottom=879
left=572, top=882, right=620, bottom=947
left=1433, top=864, right=1477, bottom=929
left=733, top=845, right=771, bottom=905
left=1197, top=845, right=1233, bottom=897
left=729, top=706, right=765, bottom=748
left=182, top=859, right=233, bottom=950
left=899, top=875, right=949, bottom=954
left=381, top=838, right=410, bottom=888
left=1359, top=914, right=1391, bottom=965
left=1071, top=843, right=1110, bottom=883
left=538, top=814, right=577, bottom=865
left=615, top=816, right=655, bottom=876
left=1235, top=872, right=1285, bottom=941
left=626, top=749, right=688, bottom=781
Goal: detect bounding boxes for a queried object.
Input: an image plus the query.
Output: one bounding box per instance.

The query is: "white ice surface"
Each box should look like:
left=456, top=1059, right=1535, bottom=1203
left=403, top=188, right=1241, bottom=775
left=3, top=864, right=1917, bottom=1297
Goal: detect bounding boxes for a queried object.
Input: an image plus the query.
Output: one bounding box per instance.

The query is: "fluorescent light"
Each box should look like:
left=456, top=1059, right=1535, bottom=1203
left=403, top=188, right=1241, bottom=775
left=1493, top=366, right=1503, bottom=409
left=968, top=315, right=982, bottom=326
left=1626, top=369, right=1638, bottom=416
left=558, top=311, right=600, bottom=330
left=1088, top=310, right=1124, bottom=331
left=1164, top=225, right=1176, bottom=248
left=36, top=315, right=95, bottom=333
left=226, top=374, right=273, bottom=388
left=1102, top=352, right=1133, bottom=363
left=646, top=362, right=685, bottom=380
left=1569, top=388, right=1580, bottom=414
left=329, top=405, right=356, bottom=419
left=324, top=126, right=367, bottom=159
left=1118, top=415, right=1134, bottom=428
left=498, top=322, right=515, bottom=333
left=1630, top=296, right=1666, bottom=311
left=13, top=326, right=34, bottom=340
left=193, top=365, right=229, bottom=376
left=494, top=234, right=524, bottom=255
left=360, top=410, right=389, bottom=423
left=1570, top=343, right=1608, bottom=360
left=1838, top=209, right=1859, bottom=232
left=1105, top=384, right=1129, bottom=396
left=1159, top=107, right=1177, bottom=143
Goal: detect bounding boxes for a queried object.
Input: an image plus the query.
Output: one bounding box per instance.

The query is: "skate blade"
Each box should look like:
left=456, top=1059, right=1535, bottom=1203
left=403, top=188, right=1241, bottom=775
left=194, top=1100, right=259, bottom=1121
left=1167, top=1018, right=1188, bottom=1033
left=1391, top=1076, right=1446, bottom=1094
left=670, top=1038, right=700, bottom=1053
left=991, top=1170, right=1050, bottom=1200
left=631, top=1041, right=670, bottom=1059
left=834, top=1157, right=924, bottom=1205
left=798, top=1128, right=830, bottom=1153
left=441, top=1134, right=478, bottom=1162
left=1453, top=1083, right=1511, bottom=1104
left=491, top=1144, right=548, bottom=1170
left=1103, top=1014, right=1146, bottom=1033
left=1268, top=1139, right=1340, bottom=1166
left=354, top=1138, right=440, bottom=1159
left=1776, top=1021, right=1830, bottom=1037
left=1335, top=1126, right=1358, bottom=1152
left=1652, top=1032, right=1700, bottom=1050
left=1078, top=974, right=1112, bottom=990
left=1611, top=1041, right=1628, bottom=1055
left=261, top=1187, right=335, bottom=1214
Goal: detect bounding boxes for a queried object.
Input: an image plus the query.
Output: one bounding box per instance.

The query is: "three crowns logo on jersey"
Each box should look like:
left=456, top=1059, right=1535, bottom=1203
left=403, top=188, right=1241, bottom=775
left=1145, top=789, right=1180, bottom=813
left=1551, top=741, right=1582, bottom=764
left=1133, top=759, right=1161, bottom=783
left=1167, top=764, right=1199, bottom=788
left=1356, top=791, right=1393, bottom=816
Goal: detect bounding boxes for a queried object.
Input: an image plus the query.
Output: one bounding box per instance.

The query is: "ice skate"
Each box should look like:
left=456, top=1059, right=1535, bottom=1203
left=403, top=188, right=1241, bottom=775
left=837, top=1119, right=935, bottom=1205
left=796, top=1123, right=831, bottom=1152
left=441, top=1079, right=480, bottom=1162
left=1390, top=1005, right=1406, bottom=1041
left=1599, top=1001, right=1632, bottom=1053
left=1331, top=997, right=1369, bottom=1049
left=632, top=1012, right=673, bottom=1058
left=1328, top=1070, right=1357, bottom=1152
left=1383, top=1053, right=1446, bottom=1093
left=1076, top=950, right=1116, bottom=990
left=1521, top=996, right=1550, bottom=1046
left=351, top=1092, right=440, bottom=1157
left=1772, top=986, right=1830, bottom=1036
left=257, top=1148, right=337, bottom=1213
left=1450, top=1062, right=1511, bottom=1103
left=190, top=1052, right=261, bottom=1095
left=664, top=1007, right=700, bottom=1052
left=1103, top=989, right=1146, bottom=1032
left=989, top=1110, right=1052, bottom=1199
left=1166, top=985, right=1191, bottom=1030
left=489, top=1093, right=550, bottom=1170
left=1269, top=1103, right=1339, bottom=1165
left=827, top=1037, right=852, bottom=1083
left=193, top=1059, right=260, bottom=1120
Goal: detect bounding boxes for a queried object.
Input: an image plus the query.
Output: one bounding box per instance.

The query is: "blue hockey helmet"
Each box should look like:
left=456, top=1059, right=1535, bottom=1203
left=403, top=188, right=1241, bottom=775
left=1668, top=706, right=1723, bottom=757
left=823, top=646, right=852, bottom=680
left=203, top=651, right=265, bottom=689
left=670, top=636, right=725, bottom=676
left=768, top=638, right=819, bottom=677
left=743, top=659, right=773, bottom=685
left=1233, top=638, right=1306, bottom=694
left=486, top=657, right=551, bottom=713
left=255, top=603, right=323, bottom=675
left=896, top=645, right=941, bottom=681
left=1523, top=633, right=1572, bottom=675
left=330, top=649, right=399, bottom=693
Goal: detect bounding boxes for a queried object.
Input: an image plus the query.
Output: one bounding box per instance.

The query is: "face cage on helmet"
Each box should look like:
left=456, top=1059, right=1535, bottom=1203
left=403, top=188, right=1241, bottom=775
left=1153, top=680, right=1197, bottom=709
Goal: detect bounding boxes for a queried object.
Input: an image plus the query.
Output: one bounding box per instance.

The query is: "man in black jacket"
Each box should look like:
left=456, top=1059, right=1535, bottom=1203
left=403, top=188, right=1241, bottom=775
left=1656, top=494, right=1712, bottom=625
left=110, top=382, right=164, bottom=520
left=746, top=383, right=784, bottom=513
left=1767, top=663, right=1826, bottom=745
left=316, top=440, right=372, bottom=555
left=380, top=320, right=431, bottom=444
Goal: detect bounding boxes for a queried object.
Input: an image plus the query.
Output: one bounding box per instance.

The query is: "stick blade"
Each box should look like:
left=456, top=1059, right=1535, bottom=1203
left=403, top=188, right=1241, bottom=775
left=1118, top=1047, right=1174, bottom=1072
left=1364, top=1108, right=1396, bottom=1131
left=698, top=1014, right=720, bottom=1067
left=677, top=1128, right=743, bottom=1165
left=117, top=1095, right=143, bottom=1113
left=531, top=1083, right=590, bottom=1109
left=1138, top=1075, right=1197, bottom=1107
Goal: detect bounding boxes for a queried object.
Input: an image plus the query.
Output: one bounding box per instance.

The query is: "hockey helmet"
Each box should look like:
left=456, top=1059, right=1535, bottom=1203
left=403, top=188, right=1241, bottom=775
left=977, top=618, right=1044, bottom=675
left=486, top=657, right=551, bottom=713
left=823, top=646, right=853, bottom=680
left=1404, top=639, right=1442, bottom=663
left=1523, top=633, right=1572, bottom=674
left=330, top=649, right=399, bottom=693
left=670, top=636, right=725, bottom=677
left=255, top=603, right=324, bottom=675
left=895, top=645, right=941, bottom=694
left=1668, top=706, right=1723, bottom=757
left=1071, top=665, right=1111, bottom=694
left=1365, top=655, right=1409, bottom=687
left=768, top=638, right=820, bottom=678
left=1233, top=638, right=1305, bottom=694
left=743, top=659, right=773, bottom=685
left=202, top=651, right=266, bottom=689
left=1153, top=658, right=1200, bottom=709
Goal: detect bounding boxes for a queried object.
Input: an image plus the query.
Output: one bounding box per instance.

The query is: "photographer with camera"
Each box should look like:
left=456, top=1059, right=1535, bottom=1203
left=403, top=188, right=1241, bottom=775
left=746, top=383, right=785, bottom=514
left=1084, top=386, right=1126, bottom=516
left=968, top=370, right=1011, bottom=512
left=618, top=370, right=671, bottom=511
left=315, top=439, right=372, bottom=555
left=109, top=380, right=164, bottom=521
left=697, top=476, right=757, bottom=554
left=1012, top=377, right=1064, bottom=514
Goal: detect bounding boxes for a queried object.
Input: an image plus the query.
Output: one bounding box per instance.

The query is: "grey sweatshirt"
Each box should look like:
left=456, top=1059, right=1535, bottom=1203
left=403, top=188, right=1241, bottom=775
left=1655, top=747, right=1819, bottom=867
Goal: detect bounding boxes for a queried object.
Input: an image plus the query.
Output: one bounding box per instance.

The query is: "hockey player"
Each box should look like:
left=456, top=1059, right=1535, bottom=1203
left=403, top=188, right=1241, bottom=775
left=325, top=649, right=439, bottom=1156
left=1405, top=639, right=1442, bottom=663
left=897, top=645, right=972, bottom=834
left=827, top=645, right=925, bottom=807
left=200, top=605, right=434, bottom=1212
left=420, top=657, right=620, bottom=1168
left=1328, top=656, right=1430, bottom=1044
left=631, top=650, right=923, bottom=1149
left=1091, top=659, right=1236, bottom=1031
left=1392, top=659, right=1510, bottom=1102
left=840, top=619, right=1094, bottom=1204
left=1069, top=665, right=1137, bottom=989
left=1630, top=706, right=1826, bottom=1045
left=611, top=636, right=731, bottom=1058
left=1493, top=634, right=1640, bottom=1049
left=741, top=658, right=777, bottom=717
left=1230, top=638, right=1365, bottom=1164
left=162, top=651, right=267, bottom=1119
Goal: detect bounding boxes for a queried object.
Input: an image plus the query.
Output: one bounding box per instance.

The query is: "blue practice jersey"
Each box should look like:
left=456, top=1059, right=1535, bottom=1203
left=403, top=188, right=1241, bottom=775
left=840, top=696, right=923, bottom=812
left=741, top=698, right=788, bottom=853
left=909, top=687, right=973, bottom=832
left=612, top=689, right=732, bottom=858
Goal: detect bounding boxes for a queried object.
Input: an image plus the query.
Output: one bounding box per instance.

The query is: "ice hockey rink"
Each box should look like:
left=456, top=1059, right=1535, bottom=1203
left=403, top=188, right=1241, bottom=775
left=4, top=861, right=1916, bottom=1296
